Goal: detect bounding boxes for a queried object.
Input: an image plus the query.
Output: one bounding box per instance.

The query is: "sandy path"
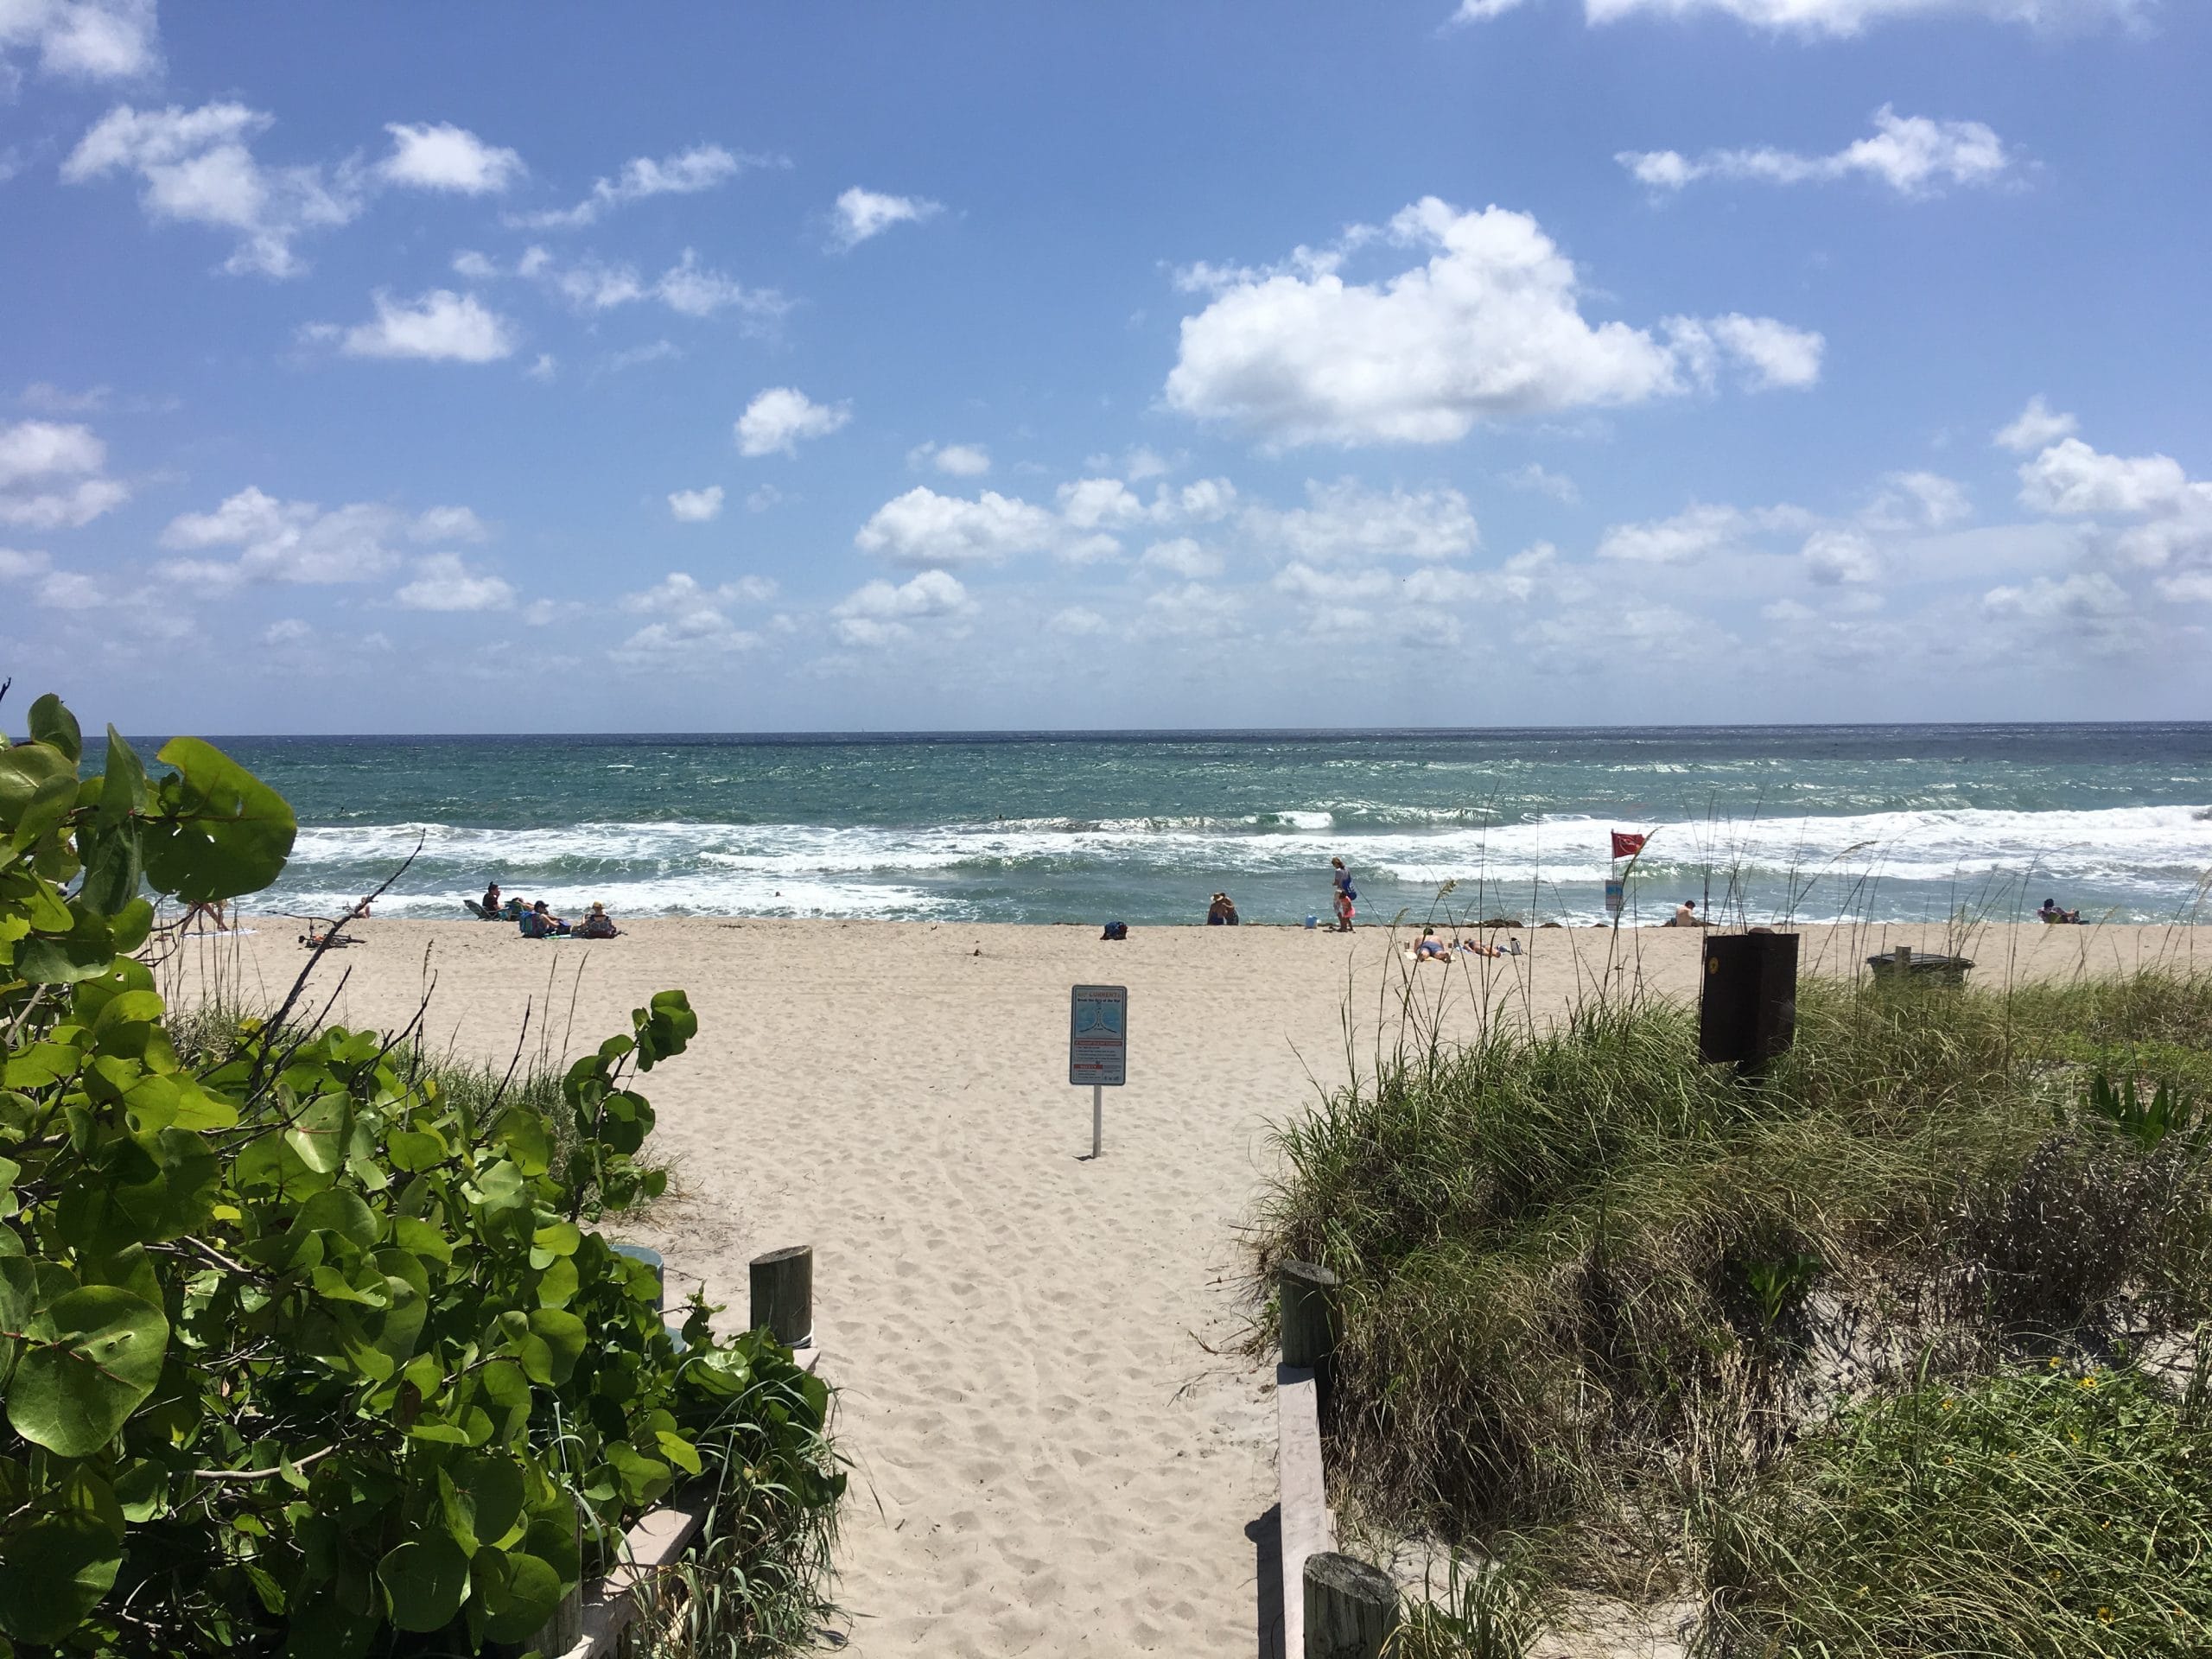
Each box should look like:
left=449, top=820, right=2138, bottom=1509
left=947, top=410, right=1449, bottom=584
left=164, top=918, right=2201, bottom=1658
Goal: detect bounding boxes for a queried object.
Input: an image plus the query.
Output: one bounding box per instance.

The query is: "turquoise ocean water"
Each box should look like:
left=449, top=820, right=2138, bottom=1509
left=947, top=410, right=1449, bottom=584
left=164, top=725, right=2212, bottom=928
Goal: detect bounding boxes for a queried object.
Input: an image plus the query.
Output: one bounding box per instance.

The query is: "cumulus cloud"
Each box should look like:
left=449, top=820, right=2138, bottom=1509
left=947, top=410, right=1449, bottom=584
left=832, top=569, right=972, bottom=645
left=0, top=0, right=159, bottom=85
left=0, top=418, right=128, bottom=529
left=1994, top=395, right=2078, bottom=453
left=1618, top=106, right=2012, bottom=199
left=2018, top=437, right=2195, bottom=516
left=855, top=487, right=1064, bottom=569
left=0, top=547, right=54, bottom=580
left=735, top=387, right=852, bottom=457
left=1164, top=197, right=1817, bottom=445
left=156, top=486, right=479, bottom=588
left=908, top=441, right=991, bottom=477
left=378, top=123, right=524, bottom=194
left=830, top=187, right=943, bottom=250
left=1665, top=314, right=1827, bottom=391
left=610, top=570, right=774, bottom=661
left=322, top=289, right=518, bottom=363
left=1243, top=479, right=1479, bottom=563
left=1802, top=528, right=1883, bottom=584
left=62, top=100, right=364, bottom=278
left=498, top=245, right=786, bottom=332
left=509, top=143, right=772, bottom=231
left=395, top=553, right=513, bottom=611
left=667, top=486, right=724, bottom=523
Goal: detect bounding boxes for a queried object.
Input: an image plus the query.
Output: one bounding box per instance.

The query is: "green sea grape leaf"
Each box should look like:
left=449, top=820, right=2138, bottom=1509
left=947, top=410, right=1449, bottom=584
left=0, top=1511, right=122, bottom=1643
left=25, top=696, right=81, bottom=765
left=524, top=1308, right=585, bottom=1385
left=474, top=1547, right=563, bottom=1643
left=96, top=728, right=145, bottom=829
left=6, top=1287, right=168, bottom=1458
left=0, top=745, right=73, bottom=837
left=378, top=1534, right=470, bottom=1632
left=140, top=738, right=296, bottom=903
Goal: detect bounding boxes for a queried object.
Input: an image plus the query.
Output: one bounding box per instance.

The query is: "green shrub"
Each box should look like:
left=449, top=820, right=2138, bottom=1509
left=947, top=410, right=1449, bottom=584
left=1250, top=970, right=2212, bottom=1590
left=0, top=695, right=842, bottom=1654
left=1700, top=1357, right=2212, bottom=1657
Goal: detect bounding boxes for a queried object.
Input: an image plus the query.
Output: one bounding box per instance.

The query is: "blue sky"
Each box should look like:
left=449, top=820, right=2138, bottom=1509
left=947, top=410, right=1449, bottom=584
left=3, top=0, right=2209, bottom=733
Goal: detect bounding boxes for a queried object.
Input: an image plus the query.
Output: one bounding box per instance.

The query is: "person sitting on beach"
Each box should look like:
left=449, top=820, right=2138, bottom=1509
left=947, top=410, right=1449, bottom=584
left=1668, top=899, right=1706, bottom=928
left=521, top=899, right=571, bottom=938
left=500, top=896, right=526, bottom=921
left=1205, top=892, right=1240, bottom=925
left=2039, top=898, right=2082, bottom=925
left=481, top=881, right=503, bottom=917
left=575, top=901, right=620, bottom=939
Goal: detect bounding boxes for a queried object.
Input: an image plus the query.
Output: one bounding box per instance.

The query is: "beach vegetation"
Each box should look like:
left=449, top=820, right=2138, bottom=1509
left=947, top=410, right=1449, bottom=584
left=1250, top=954, right=2212, bottom=1651
left=0, top=693, right=841, bottom=1655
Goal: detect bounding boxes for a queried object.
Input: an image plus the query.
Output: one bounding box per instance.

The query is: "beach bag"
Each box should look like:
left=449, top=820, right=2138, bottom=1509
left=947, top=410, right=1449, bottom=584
left=1344, top=880, right=1357, bottom=901
left=1101, top=921, right=1128, bottom=941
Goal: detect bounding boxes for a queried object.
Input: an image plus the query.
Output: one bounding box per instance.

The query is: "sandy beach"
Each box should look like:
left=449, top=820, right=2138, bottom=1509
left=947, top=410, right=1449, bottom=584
left=164, top=918, right=2202, bottom=1658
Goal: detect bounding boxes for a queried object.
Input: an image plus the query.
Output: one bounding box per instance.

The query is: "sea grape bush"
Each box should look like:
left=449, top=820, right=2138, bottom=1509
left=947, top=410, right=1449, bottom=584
left=0, top=695, right=840, bottom=1654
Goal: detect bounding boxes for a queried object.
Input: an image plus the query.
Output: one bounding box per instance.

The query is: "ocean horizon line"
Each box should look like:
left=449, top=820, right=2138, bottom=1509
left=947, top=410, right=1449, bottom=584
left=95, top=717, right=2212, bottom=747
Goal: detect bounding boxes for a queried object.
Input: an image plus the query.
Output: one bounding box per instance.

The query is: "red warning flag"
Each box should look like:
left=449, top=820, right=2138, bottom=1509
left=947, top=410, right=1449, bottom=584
left=1611, top=831, right=1648, bottom=860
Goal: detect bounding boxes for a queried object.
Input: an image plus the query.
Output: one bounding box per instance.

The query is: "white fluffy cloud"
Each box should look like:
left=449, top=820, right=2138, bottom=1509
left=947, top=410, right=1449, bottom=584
left=832, top=569, right=972, bottom=645
left=1994, top=395, right=2078, bottom=454
left=830, top=187, right=943, bottom=250
left=157, top=486, right=481, bottom=588
left=610, top=571, right=775, bottom=661
left=0, top=0, right=158, bottom=84
left=2018, top=437, right=2195, bottom=516
left=0, top=547, right=54, bottom=580
left=0, top=418, right=128, bottom=529
left=395, top=553, right=514, bottom=612
left=324, top=289, right=518, bottom=363
left=509, top=143, right=770, bottom=231
left=1802, top=528, right=1883, bottom=584
left=1164, top=197, right=1817, bottom=445
left=1243, top=479, right=1480, bottom=563
left=855, top=487, right=1064, bottom=568
left=736, top=387, right=852, bottom=457
left=1501, top=461, right=1580, bottom=505
left=378, top=123, right=524, bottom=194
left=62, top=100, right=363, bottom=277
left=908, top=442, right=992, bottom=477
left=1665, top=314, right=1827, bottom=391
left=1618, top=106, right=2012, bottom=199
left=1868, top=471, right=1972, bottom=530
left=1141, top=537, right=1224, bottom=579
left=667, top=486, right=724, bottom=523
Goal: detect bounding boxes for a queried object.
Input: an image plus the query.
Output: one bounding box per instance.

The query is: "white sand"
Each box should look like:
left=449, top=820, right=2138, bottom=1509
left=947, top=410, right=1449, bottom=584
left=164, top=918, right=2202, bottom=1657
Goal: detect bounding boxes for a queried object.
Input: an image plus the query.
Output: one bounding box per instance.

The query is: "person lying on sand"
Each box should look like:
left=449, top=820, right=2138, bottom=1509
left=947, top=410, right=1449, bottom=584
left=1458, top=936, right=1503, bottom=958
left=1413, top=927, right=1452, bottom=961
left=2039, top=898, right=2082, bottom=924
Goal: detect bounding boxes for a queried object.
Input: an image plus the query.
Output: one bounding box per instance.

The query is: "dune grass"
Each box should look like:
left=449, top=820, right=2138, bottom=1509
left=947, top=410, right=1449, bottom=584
left=1249, top=964, right=2212, bottom=1642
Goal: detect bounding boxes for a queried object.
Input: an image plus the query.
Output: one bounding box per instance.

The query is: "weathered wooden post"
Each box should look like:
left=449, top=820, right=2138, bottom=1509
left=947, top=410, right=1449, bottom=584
left=1698, top=931, right=1799, bottom=1076
left=1280, top=1258, right=1341, bottom=1414
left=1303, top=1551, right=1398, bottom=1658
left=750, top=1244, right=813, bottom=1347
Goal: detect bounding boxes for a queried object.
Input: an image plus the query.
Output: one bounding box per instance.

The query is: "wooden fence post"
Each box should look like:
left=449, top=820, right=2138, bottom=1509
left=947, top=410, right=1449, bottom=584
left=1280, top=1260, right=1340, bottom=1371
left=750, top=1244, right=813, bottom=1347
left=1302, top=1551, right=1398, bottom=1658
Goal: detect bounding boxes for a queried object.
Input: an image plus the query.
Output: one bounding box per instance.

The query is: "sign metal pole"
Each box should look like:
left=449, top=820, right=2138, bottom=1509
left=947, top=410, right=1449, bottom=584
left=1091, top=1083, right=1103, bottom=1158
left=1069, top=984, right=1128, bottom=1160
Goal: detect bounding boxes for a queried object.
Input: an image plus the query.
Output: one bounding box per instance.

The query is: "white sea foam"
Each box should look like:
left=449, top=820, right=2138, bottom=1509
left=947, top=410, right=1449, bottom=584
left=270, top=802, right=2211, bottom=921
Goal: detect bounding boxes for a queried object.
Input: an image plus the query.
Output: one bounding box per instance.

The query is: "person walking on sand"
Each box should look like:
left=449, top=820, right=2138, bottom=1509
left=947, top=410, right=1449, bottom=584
left=1331, top=856, right=1357, bottom=932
